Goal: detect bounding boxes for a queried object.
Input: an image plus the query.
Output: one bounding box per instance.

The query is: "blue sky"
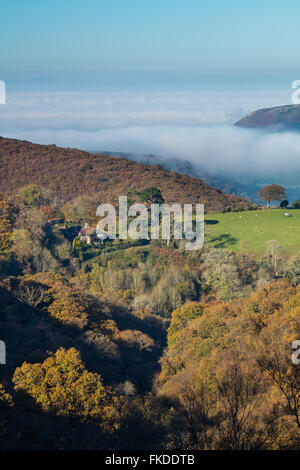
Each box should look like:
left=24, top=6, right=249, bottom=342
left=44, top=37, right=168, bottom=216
left=1, top=0, right=300, bottom=91
left=1, top=0, right=300, bottom=178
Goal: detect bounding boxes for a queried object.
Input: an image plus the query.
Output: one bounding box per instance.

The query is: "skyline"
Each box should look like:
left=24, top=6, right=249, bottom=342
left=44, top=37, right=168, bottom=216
left=1, top=0, right=300, bottom=92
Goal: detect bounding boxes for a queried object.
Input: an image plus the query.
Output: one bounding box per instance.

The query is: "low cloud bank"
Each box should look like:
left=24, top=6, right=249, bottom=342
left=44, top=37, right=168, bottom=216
left=1, top=89, right=299, bottom=182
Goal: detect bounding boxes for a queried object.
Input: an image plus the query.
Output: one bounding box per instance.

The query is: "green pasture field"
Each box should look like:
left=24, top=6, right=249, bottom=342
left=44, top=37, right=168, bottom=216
left=205, top=209, right=300, bottom=254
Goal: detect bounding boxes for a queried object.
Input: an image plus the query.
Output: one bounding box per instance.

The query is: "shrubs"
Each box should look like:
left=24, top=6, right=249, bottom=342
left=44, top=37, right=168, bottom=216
left=291, top=200, right=300, bottom=209
left=0, top=384, right=13, bottom=409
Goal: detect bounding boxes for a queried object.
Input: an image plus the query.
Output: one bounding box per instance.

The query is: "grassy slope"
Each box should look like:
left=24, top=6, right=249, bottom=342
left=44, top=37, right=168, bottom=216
left=205, top=209, right=300, bottom=254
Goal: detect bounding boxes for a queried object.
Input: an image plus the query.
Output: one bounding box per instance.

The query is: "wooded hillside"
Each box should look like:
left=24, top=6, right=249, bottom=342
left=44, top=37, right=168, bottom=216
left=0, top=137, right=255, bottom=212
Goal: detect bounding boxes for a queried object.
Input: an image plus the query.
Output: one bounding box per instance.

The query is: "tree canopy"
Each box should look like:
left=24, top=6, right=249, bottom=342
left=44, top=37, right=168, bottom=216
left=257, top=184, right=286, bottom=207
left=138, top=187, right=164, bottom=205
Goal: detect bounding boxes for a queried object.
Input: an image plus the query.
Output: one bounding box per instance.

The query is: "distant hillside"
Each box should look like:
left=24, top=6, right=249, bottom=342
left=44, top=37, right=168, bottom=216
left=235, top=104, right=300, bottom=131
left=99, top=150, right=261, bottom=202
left=0, top=137, right=255, bottom=212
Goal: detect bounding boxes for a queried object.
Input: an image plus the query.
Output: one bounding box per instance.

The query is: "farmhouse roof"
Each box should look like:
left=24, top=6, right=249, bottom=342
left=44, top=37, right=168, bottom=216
left=79, top=227, right=96, bottom=236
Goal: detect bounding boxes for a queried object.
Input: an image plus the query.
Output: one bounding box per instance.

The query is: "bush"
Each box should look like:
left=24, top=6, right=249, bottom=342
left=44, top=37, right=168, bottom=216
left=291, top=200, right=300, bottom=209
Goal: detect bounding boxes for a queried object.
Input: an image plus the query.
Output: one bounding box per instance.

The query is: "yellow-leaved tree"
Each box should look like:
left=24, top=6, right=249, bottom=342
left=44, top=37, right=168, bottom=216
left=0, top=193, right=13, bottom=252
left=13, top=347, right=119, bottom=431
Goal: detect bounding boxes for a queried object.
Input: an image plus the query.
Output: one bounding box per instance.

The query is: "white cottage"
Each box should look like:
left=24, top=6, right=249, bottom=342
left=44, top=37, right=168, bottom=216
left=79, top=223, right=107, bottom=245
left=79, top=223, right=97, bottom=244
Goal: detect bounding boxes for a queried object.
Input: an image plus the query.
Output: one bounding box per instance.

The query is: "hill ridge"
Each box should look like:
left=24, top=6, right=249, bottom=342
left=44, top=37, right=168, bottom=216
left=235, top=104, right=300, bottom=131
left=0, top=137, right=255, bottom=212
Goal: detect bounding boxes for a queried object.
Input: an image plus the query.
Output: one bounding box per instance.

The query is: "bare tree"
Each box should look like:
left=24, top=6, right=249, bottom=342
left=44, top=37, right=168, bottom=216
left=15, top=280, right=50, bottom=308
left=258, top=342, right=300, bottom=430
left=216, top=365, right=263, bottom=449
